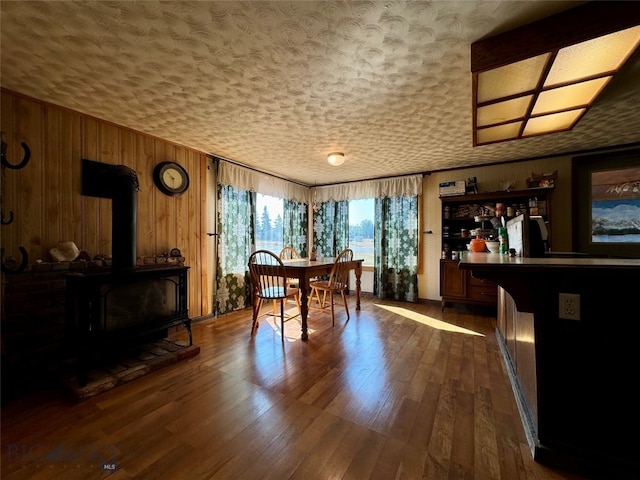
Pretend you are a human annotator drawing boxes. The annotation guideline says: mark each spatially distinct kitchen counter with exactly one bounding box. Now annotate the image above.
[459,253,640,477]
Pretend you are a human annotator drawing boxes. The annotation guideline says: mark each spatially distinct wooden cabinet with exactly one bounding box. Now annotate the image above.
[496,287,537,424]
[441,259,465,298]
[440,187,553,309]
[440,259,497,310]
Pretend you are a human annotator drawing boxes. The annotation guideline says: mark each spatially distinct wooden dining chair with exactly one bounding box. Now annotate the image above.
[279,246,302,301]
[248,250,301,336]
[279,245,300,261]
[308,248,353,325]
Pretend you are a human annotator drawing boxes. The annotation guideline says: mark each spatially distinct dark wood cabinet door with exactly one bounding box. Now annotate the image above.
[440,260,466,297]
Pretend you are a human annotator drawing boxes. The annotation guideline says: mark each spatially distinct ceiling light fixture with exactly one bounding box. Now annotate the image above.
[471,2,640,147]
[327,152,345,166]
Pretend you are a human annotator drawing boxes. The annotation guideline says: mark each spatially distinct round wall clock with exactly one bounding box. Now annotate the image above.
[153,161,189,196]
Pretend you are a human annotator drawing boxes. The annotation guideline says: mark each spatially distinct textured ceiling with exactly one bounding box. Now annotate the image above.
[1,1,639,186]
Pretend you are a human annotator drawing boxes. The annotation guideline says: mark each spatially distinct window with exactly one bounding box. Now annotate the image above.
[349,198,374,266]
[255,193,284,253]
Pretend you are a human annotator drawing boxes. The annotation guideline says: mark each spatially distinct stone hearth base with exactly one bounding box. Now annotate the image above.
[61,339,200,401]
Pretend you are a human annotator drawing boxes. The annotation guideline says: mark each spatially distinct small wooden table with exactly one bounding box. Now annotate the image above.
[281,257,363,340]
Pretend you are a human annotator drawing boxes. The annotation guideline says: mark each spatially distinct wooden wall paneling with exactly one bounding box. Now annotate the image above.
[200,154,211,316]
[97,122,120,256]
[118,129,136,173]
[197,152,209,316]
[153,140,175,255]
[2,90,210,318]
[136,134,155,256]
[80,117,100,256]
[15,97,44,262]
[119,128,139,259]
[43,107,62,248]
[175,148,190,258]
[1,91,18,256]
[60,107,82,246]
[191,150,206,316]
[175,148,194,313]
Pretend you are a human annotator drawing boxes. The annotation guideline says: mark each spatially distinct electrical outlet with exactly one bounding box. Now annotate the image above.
[559,293,580,320]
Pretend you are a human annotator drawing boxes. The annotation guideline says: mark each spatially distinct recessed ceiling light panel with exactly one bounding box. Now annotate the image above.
[471,3,640,146]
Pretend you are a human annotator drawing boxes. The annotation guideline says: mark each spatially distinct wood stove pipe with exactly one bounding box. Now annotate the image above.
[111,165,139,270]
[82,159,140,270]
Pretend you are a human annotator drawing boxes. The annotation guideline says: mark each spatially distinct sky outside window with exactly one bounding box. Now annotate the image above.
[349,198,374,266]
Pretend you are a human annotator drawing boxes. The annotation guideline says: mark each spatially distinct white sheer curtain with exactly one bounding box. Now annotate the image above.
[218,161,422,202]
[218,160,310,202]
[312,174,423,202]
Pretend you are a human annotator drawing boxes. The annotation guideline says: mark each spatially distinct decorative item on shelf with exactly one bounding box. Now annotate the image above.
[499,179,516,191]
[474,215,492,224]
[474,214,494,238]
[466,177,478,194]
[50,241,80,262]
[170,248,181,257]
[439,180,466,197]
[527,170,557,189]
[475,228,494,238]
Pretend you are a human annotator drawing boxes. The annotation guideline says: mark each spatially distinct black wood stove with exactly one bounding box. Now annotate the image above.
[65,160,192,386]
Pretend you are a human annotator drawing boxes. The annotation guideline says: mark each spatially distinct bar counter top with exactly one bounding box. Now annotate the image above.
[458,252,640,312]
[459,251,640,269]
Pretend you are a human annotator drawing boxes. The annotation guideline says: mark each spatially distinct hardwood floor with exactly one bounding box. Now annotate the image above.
[1,295,587,479]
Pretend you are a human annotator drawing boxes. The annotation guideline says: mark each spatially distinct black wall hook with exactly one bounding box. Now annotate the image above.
[1,210,14,225]
[1,246,28,274]
[1,132,31,170]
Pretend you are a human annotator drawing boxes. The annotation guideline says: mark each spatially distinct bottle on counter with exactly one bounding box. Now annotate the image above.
[498,227,509,254]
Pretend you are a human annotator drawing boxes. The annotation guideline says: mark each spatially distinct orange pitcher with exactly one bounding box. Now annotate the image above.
[469,238,487,252]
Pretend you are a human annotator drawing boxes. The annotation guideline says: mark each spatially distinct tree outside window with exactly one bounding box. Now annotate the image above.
[255,194,284,252]
[349,198,374,266]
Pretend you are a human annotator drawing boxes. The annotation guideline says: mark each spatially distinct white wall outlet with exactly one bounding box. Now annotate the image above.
[559,293,580,320]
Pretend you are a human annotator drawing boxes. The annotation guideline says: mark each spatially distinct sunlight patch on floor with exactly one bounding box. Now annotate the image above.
[262,309,316,343]
[375,304,485,337]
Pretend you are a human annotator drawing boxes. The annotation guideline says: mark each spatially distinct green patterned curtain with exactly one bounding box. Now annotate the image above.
[216,184,256,315]
[313,201,349,257]
[374,195,419,302]
[283,199,308,257]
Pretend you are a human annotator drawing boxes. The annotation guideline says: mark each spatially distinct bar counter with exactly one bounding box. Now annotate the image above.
[459,253,640,477]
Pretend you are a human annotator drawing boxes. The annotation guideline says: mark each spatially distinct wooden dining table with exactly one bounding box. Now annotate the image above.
[281,256,363,340]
